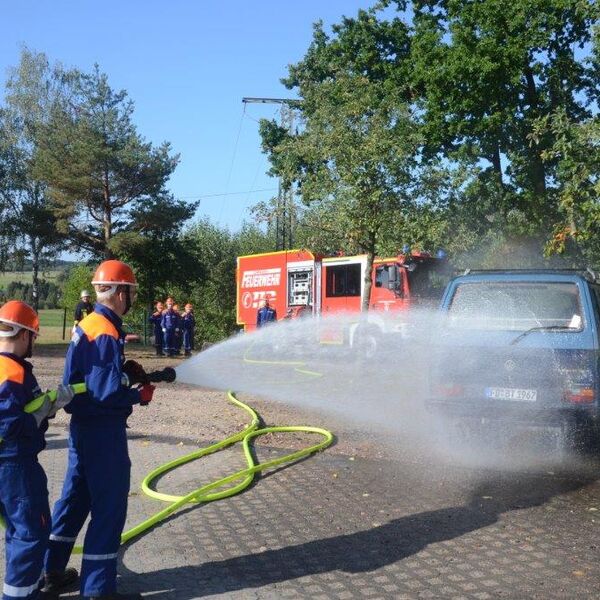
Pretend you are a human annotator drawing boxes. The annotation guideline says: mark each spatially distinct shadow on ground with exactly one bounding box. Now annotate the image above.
[117,469,596,598]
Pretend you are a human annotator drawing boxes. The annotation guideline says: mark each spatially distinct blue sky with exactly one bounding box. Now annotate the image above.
[0,0,376,232]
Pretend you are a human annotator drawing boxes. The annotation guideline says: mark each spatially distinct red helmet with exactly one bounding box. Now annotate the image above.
[0,301,40,337]
[92,260,137,286]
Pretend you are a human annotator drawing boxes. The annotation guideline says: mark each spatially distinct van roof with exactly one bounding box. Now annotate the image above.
[451,270,597,285]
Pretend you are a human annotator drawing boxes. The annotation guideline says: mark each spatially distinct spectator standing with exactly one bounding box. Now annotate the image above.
[148,302,164,356]
[182,303,195,356]
[73,291,94,333]
[160,298,178,357]
[256,299,277,328]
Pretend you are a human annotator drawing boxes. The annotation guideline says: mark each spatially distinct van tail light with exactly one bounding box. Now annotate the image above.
[563,386,595,404]
[434,383,464,398]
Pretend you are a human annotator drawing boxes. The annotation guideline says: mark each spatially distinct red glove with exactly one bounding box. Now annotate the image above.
[139,384,156,406]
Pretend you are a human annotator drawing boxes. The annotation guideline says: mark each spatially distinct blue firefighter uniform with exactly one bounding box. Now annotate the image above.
[44,304,141,598]
[174,310,183,355]
[0,353,50,600]
[256,305,277,328]
[182,312,195,355]
[160,308,178,356]
[148,310,163,356]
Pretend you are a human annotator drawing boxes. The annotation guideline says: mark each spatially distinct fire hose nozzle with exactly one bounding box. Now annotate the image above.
[146,367,176,384]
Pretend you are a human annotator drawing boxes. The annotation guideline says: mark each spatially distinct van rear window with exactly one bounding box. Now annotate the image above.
[448,282,583,331]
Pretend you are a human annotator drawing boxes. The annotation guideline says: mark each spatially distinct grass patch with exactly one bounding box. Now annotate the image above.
[0,270,62,287]
[38,309,68,344]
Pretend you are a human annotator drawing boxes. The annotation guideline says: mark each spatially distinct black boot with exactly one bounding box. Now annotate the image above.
[85,593,143,600]
[41,567,79,595]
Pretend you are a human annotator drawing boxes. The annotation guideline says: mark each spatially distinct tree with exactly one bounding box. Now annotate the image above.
[0,48,67,308]
[34,64,180,259]
[109,194,200,307]
[533,110,600,259]
[61,264,93,313]
[260,12,422,309]
[407,0,600,238]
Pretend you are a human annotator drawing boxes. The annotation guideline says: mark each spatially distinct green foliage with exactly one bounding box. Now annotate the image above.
[167,219,275,345]
[62,264,93,312]
[259,1,600,271]
[109,194,199,307]
[0,48,66,306]
[33,64,180,259]
[0,280,62,308]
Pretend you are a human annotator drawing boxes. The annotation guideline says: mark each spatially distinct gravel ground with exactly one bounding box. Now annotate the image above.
[31,345,385,459]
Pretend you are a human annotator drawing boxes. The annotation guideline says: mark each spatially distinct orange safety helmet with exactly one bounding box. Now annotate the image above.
[185,303,193,310]
[92,260,137,287]
[0,301,40,337]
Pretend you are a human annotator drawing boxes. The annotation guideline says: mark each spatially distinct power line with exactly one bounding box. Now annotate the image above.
[178,188,277,200]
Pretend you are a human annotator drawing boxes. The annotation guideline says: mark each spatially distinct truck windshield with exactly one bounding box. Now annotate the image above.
[447,281,583,331]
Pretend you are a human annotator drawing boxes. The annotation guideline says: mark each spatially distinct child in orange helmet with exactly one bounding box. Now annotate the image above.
[0,301,76,599]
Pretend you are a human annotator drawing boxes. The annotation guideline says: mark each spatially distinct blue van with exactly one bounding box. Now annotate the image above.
[428,270,600,450]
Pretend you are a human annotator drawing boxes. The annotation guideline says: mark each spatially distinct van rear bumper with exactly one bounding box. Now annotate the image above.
[426,398,599,426]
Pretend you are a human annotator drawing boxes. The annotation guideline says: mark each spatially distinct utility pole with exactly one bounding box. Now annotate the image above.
[242,97,297,251]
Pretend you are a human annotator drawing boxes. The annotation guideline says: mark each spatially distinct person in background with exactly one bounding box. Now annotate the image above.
[73,291,94,334]
[160,298,178,357]
[0,301,75,600]
[181,303,195,357]
[44,260,154,600]
[172,304,183,355]
[148,302,164,356]
[256,298,277,328]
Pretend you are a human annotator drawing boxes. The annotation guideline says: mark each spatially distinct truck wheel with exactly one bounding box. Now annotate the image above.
[353,328,379,361]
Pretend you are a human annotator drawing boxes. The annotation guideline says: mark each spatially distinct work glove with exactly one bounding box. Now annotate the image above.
[123,359,148,386]
[31,394,53,428]
[138,384,156,406]
[49,384,75,417]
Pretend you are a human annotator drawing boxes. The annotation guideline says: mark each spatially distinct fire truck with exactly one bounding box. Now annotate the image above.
[236,249,450,354]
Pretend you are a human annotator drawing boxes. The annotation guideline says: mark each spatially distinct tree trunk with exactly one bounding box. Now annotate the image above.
[103,165,113,258]
[361,232,376,312]
[31,239,40,311]
[491,143,504,189]
[524,64,547,198]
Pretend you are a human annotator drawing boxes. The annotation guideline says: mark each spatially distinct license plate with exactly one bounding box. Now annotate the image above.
[485,387,537,402]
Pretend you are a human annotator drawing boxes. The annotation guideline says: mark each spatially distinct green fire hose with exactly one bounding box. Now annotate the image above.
[2,385,333,552]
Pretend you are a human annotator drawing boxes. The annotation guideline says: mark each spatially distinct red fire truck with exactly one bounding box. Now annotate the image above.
[236,249,450,352]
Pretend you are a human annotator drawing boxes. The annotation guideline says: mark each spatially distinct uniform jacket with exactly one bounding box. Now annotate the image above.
[63,304,140,423]
[256,306,277,328]
[161,308,179,330]
[149,311,162,330]
[182,312,195,330]
[74,301,94,323]
[0,352,47,458]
